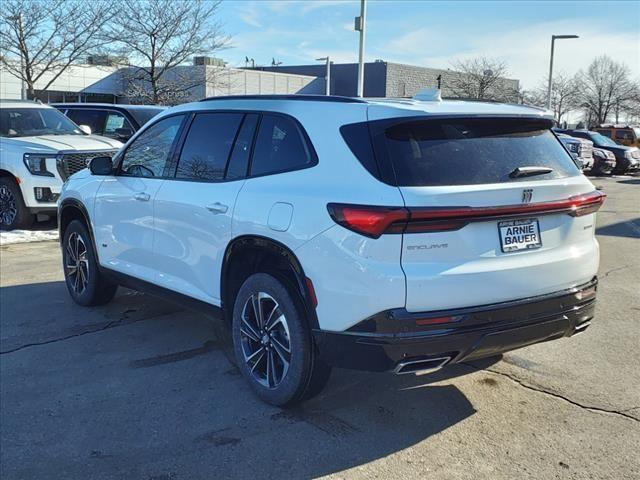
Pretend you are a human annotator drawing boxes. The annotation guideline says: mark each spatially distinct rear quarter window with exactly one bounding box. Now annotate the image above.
[369,117,580,186]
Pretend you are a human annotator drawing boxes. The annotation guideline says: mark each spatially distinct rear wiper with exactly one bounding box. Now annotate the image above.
[509,166,554,178]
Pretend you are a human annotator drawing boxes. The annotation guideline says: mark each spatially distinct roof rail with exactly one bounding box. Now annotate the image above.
[199,94,366,104]
[0,98,42,104]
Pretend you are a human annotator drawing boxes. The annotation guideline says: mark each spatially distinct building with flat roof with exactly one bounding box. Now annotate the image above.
[253,60,520,100]
[0,61,322,104]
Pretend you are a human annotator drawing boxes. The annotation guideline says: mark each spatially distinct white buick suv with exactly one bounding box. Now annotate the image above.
[0,100,122,229]
[58,94,604,405]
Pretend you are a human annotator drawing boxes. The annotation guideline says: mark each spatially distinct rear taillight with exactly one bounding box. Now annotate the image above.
[566,190,607,217]
[327,190,606,238]
[326,204,408,238]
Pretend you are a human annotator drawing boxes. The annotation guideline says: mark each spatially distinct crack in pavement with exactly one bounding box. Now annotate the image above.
[601,264,631,278]
[0,311,170,355]
[463,363,640,423]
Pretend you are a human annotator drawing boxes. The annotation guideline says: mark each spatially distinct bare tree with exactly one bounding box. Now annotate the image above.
[577,56,637,126]
[448,57,516,101]
[530,73,582,123]
[106,0,228,105]
[0,0,114,98]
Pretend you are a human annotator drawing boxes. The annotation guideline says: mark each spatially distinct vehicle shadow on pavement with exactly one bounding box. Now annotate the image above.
[0,281,497,479]
[596,218,640,239]
[617,178,640,185]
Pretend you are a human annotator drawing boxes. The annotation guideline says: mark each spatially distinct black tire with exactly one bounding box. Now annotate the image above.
[62,220,118,306]
[0,177,33,231]
[232,273,331,406]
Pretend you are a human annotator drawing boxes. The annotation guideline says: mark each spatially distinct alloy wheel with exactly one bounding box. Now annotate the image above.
[240,292,291,388]
[65,232,89,295]
[0,185,17,226]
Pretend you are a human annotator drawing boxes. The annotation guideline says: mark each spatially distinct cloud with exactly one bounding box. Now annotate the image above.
[238,3,262,28]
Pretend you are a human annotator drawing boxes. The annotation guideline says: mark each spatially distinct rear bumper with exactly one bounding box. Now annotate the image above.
[313,278,597,372]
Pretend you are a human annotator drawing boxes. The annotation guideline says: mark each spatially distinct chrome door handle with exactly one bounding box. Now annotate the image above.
[206,202,229,214]
[134,192,150,202]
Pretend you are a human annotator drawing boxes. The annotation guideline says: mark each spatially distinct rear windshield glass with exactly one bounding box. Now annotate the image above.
[369,117,580,186]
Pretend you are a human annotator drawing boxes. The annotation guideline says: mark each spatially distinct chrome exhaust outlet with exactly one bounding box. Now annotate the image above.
[574,321,591,334]
[394,356,451,375]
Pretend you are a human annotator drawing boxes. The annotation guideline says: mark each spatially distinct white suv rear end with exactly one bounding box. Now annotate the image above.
[58,95,603,405]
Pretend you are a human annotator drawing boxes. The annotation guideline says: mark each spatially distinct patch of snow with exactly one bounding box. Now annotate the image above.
[0,229,59,245]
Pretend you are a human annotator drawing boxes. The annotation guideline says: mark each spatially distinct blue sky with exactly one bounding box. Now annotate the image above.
[217,0,640,90]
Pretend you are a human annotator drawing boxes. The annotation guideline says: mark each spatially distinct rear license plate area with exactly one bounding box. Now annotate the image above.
[498,218,542,253]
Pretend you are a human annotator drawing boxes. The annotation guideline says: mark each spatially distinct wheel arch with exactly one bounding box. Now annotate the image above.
[221,235,319,330]
[58,199,97,251]
[0,169,16,179]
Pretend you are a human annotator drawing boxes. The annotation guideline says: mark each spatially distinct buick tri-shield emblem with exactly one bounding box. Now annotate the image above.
[522,189,533,203]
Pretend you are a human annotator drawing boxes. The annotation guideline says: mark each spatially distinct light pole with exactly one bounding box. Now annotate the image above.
[316,56,331,95]
[9,14,27,100]
[546,34,579,110]
[354,0,367,97]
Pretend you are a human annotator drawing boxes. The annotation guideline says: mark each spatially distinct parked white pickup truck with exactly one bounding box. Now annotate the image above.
[0,100,122,230]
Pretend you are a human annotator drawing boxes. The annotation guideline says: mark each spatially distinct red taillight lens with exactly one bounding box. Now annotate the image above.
[327,204,408,238]
[567,190,607,217]
[327,190,606,238]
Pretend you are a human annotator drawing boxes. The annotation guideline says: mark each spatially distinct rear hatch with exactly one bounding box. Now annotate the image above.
[369,115,603,312]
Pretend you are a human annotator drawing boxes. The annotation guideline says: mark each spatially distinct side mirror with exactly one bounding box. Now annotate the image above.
[114,127,133,140]
[78,124,92,135]
[89,156,113,175]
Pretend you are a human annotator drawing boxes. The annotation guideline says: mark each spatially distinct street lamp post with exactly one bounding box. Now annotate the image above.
[316,56,331,95]
[354,0,367,97]
[546,34,579,110]
[8,13,27,100]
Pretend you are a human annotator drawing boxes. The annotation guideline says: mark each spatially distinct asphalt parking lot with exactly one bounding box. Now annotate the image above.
[1,176,639,480]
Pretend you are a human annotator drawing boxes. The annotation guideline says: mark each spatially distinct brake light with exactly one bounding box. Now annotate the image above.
[326,204,408,238]
[327,190,606,238]
[566,190,607,217]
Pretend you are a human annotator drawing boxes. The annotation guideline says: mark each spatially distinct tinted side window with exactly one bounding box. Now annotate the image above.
[598,130,612,138]
[66,109,107,135]
[251,114,314,176]
[120,115,184,177]
[176,113,243,181]
[226,114,259,180]
[104,112,133,137]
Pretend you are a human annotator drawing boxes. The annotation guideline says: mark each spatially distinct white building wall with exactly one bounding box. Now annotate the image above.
[204,67,322,97]
[0,63,120,100]
[1,63,322,103]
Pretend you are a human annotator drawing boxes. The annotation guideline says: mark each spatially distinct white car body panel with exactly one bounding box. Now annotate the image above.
[93,176,164,283]
[58,96,601,335]
[398,175,598,312]
[152,178,246,304]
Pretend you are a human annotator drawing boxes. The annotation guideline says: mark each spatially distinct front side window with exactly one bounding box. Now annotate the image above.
[250,114,314,176]
[104,112,133,137]
[66,109,108,135]
[176,113,244,181]
[0,108,82,137]
[120,115,184,177]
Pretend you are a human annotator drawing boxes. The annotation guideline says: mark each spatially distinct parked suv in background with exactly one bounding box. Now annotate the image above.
[556,133,594,171]
[595,124,640,148]
[0,101,122,230]
[53,103,166,142]
[561,129,640,174]
[58,94,604,405]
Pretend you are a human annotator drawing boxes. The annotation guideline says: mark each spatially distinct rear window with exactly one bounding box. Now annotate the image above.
[363,117,580,186]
